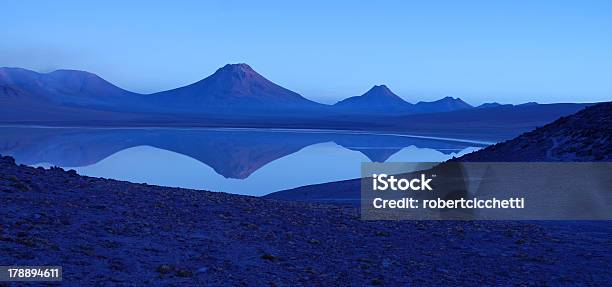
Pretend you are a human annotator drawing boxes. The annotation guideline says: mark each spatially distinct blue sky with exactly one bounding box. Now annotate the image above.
[1,0,611,104]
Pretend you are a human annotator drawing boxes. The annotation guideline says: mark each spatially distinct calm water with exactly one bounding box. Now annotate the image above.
[0,127,489,196]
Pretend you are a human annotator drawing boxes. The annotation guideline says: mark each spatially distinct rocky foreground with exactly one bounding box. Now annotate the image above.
[1,155,611,286]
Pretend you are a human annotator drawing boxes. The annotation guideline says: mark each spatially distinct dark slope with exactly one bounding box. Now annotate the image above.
[456,101,612,162]
[1,155,611,285]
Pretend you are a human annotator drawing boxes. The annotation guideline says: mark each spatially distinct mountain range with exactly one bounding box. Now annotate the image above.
[0,64,550,118]
[0,67,138,109]
[333,84,473,114]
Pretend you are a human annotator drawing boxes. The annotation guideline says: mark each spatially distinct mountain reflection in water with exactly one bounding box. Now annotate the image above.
[0,127,487,195]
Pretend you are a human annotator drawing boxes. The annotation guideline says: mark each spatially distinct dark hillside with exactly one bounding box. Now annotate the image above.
[456,102,611,162]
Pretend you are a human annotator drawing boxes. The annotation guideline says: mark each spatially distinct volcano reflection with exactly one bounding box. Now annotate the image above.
[0,127,485,195]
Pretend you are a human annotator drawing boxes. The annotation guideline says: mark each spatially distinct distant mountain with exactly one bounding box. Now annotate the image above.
[0,64,327,117]
[334,86,474,115]
[478,102,499,108]
[0,84,31,104]
[149,64,323,113]
[0,64,589,126]
[517,101,538,106]
[333,85,412,113]
[413,96,473,113]
[456,101,611,162]
[0,67,138,108]
[477,101,542,109]
[477,102,507,109]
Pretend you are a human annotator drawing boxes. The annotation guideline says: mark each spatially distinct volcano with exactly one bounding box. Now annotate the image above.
[149,64,322,112]
[333,85,413,114]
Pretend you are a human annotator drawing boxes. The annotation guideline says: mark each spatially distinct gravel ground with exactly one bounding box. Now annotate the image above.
[1,155,611,286]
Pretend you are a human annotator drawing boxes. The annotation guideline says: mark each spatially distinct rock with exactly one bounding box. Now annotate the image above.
[2,156,16,165]
[156,264,174,274]
[7,176,31,191]
[176,269,193,277]
[382,259,391,268]
[261,253,278,261]
[108,259,124,271]
[50,166,64,172]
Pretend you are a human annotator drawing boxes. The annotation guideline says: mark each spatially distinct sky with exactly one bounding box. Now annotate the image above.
[1,0,611,104]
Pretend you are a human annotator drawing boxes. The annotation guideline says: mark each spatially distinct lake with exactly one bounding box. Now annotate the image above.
[0,127,489,196]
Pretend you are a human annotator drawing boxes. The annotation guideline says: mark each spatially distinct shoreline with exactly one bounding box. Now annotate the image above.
[0,125,495,145]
